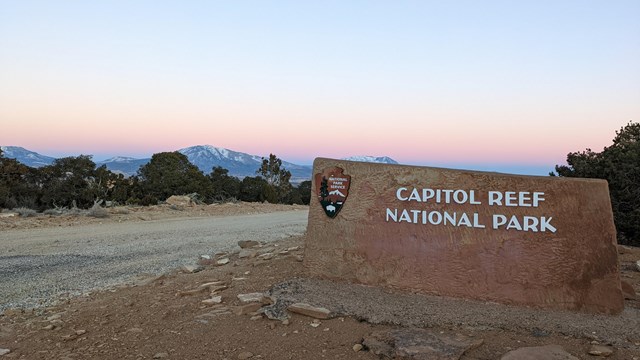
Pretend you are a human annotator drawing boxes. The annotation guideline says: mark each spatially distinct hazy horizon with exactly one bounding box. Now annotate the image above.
[1,1,638,176]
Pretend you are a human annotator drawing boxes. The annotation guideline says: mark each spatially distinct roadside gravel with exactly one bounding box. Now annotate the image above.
[0,210,308,311]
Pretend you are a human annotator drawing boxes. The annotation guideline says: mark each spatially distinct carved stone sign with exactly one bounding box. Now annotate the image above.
[305,158,624,314]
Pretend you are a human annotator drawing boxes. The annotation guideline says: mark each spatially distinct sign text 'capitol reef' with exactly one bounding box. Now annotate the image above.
[386,187,557,233]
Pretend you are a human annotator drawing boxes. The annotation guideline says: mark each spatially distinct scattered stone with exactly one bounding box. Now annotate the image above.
[257,253,274,260]
[216,258,230,265]
[256,248,275,256]
[237,293,265,304]
[353,344,363,352]
[281,319,289,326]
[588,345,614,357]
[166,195,194,207]
[364,328,483,360]
[75,329,86,335]
[250,315,262,321]
[200,255,211,260]
[153,352,169,359]
[287,246,300,251]
[42,324,54,330]
[287,303,332,319]
[500,345,579,360]
[238,249,257,258]
[46,314,62,321]
[294,255,304,262]
[233,303,263,316]
[0,349,10,356]
[202,296,223,305]
[180,265,203,274]
[636,260,640,272]
[621,280,637,300]
[237,351,254,359]
[310,320,321,328]
[199,281,226,288]
[238,240,260,249]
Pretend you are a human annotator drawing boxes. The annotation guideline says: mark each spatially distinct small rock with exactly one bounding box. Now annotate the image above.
[310,320,321,328]
[636,260,640,272]
[199,281,226,288]
[238,249,256,258]
[180,265,203,274]
[588,345,614,357]
[294,255,304,262]
[353,344,363,352]
[46,314,62,321]
[233,303,263,315]
[42,324,54,330]
[501,345,578,359]
[237,351,254,359]
[216,258,230,265]
[0,349,10,356]
[202,296,223,305]
[281,319,289,326]
[287,303,332,319]
[75,329,86,335]
[250,315,262,321]
[237,293,265,303]
[621,280,637,300]
[238,240,259,249]
[200,255,211,260]
[166,195,194,207]
[153,352,169,359]
[257,253,274,260]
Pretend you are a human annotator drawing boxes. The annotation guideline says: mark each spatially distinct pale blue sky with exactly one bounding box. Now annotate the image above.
[1,1,638,174]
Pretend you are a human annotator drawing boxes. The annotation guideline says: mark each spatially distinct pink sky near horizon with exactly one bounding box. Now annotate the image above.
[1,1,638,173]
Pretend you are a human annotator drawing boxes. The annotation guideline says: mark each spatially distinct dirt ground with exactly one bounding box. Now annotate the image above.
[0,204,639,359]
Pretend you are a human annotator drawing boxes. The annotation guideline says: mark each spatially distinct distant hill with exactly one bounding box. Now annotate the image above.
[96,157,151,177]
[2,145,398,182]
[0,146,56,167]
[342,156,398,164]
[178,145,312,183]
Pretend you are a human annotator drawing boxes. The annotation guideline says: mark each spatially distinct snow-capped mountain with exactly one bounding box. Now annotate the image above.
[96,157,151,176]
[342,156,399,164]
[0,146,56,167]
[178,145,312,182]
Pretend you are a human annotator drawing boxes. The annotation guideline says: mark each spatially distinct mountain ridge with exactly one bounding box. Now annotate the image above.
[2,145,399,181]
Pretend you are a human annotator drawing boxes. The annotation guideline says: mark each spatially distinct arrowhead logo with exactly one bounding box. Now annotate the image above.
[315,167,351,218]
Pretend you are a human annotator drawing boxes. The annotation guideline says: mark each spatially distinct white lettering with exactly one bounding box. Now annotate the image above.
[540,216,556,232]
[386,208,398,222]
[533,192,545,207]
[493,214,507,229]
[489,191,502,206]
[396,187,408,201]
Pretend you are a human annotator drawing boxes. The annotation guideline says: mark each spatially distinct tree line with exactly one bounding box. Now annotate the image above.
[0,151,311,211]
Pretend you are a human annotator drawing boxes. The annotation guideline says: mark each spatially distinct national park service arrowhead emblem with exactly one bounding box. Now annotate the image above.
[315,167,351,218]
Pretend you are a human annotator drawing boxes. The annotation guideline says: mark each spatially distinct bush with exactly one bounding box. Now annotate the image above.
[553,122,640,246]
[13,207,37,217]
[86,203,109,218]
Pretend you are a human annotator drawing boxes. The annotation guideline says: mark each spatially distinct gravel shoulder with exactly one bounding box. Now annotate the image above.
[0,206,308,311]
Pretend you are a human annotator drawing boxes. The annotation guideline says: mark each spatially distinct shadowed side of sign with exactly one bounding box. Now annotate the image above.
[304,157,624,315]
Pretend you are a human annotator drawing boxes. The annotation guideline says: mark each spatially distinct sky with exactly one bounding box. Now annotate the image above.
[1,1,638,175]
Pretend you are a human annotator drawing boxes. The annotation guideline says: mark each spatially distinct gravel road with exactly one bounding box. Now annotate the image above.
[0,210,308,311]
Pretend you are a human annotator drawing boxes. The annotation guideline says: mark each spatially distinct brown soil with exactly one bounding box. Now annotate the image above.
[1,205,639,360]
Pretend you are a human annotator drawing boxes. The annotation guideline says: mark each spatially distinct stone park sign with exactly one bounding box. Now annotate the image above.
[305,158,624,314]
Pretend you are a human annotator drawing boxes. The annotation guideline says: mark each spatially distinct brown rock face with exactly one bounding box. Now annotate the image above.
[305,158,624,314]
